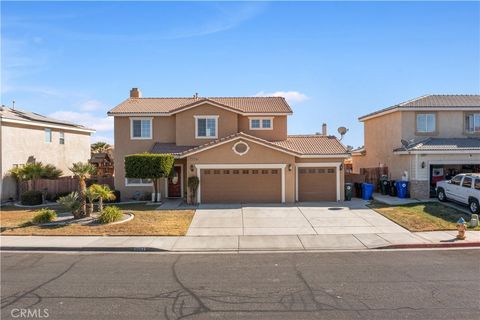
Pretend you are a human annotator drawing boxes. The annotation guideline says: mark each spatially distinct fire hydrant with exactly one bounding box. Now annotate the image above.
[456,217,467,240]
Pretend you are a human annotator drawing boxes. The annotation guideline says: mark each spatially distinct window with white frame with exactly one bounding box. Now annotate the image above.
[59,132,65,145]
[195,116,218,138]
[44,128,52,143]
[465,113,480,133]
[416,113,436,133]
[130,118,152,139]
[249,117,273,130]
[125,178,153,186]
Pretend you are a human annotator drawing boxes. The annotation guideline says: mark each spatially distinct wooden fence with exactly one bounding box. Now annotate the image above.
[345,173,366,184]
[359,167,388,191]
[19,176,115,198]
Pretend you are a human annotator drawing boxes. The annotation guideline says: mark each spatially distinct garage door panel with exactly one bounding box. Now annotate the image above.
[201,169,281,203]
[298,167,336,202]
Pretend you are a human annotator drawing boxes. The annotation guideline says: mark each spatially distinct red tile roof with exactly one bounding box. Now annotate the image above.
[150,132,348,158]
[108,97,293,115]
[359,94,480,121]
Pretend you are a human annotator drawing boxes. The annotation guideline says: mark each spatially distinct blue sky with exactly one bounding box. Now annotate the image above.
[2,1,479,147]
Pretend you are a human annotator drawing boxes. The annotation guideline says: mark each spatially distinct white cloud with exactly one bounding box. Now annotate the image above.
[255,91,309,104]
[80,99,103,112]
[48,111,113,132]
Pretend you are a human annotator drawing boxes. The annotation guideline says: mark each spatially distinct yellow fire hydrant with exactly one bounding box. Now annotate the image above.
[456,217,467,240]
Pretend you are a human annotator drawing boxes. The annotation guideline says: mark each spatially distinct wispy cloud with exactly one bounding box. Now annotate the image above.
[48,110,113,132]
[80,99,103,112]
[255,91,309,104]
[90,134,113,145]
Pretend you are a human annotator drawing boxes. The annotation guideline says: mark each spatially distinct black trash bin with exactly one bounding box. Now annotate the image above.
[389,180,397,197]
[345,183,353,201]
[380,175,389,195]
[354,182,362,198]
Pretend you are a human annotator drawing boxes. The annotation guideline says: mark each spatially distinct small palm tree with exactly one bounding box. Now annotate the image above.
[91,142,111,154]
[57,192,82,219]
[20,162,44,191]
[69,162,96,218]
[89,184,116,213]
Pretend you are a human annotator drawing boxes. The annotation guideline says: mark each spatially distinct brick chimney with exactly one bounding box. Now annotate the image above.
[322,123,327,135]
[130,87,141,98]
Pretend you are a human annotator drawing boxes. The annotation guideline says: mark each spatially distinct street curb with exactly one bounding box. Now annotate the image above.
[377,242,480,249]
[0,246,167,252]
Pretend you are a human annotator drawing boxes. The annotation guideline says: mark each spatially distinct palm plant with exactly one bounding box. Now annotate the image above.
[69,162,96,218]
[89,184,116,213]
[19,162,45,191]
[91,142,111,154]
[57,192,82,219]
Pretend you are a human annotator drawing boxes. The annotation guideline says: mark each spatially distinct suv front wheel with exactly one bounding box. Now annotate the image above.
[437,188,447,202]
[469,198,479,214]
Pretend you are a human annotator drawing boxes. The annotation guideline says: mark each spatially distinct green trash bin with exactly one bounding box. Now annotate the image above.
[345,183,353,201]
[380,175,389,195]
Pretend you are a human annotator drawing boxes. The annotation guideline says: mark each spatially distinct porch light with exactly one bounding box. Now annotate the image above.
[421,161,425,169]
[288,164,292,171]
[190,164,194,172]
[339,163,343,171]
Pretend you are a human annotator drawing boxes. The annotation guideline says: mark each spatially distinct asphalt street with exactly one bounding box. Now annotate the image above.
[1,249,479,320]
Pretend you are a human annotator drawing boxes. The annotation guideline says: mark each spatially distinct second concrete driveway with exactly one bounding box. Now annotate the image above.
[186,199,409,236]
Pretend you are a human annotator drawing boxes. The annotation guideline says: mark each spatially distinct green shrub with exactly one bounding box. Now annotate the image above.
[97,206,123,224]
[32,209,57,224]
[21,190,43,205]
[52,191,71,201]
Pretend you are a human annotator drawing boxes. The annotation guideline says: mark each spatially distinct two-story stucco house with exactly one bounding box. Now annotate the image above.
[352,95,480,199]
[108,88,349,203]
[0,105,95,201]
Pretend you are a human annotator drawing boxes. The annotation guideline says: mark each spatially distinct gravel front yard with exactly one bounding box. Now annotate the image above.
[0,204,194,236]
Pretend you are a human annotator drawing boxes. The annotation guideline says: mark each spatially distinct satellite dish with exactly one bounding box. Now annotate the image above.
[337,127,349,140]
[338,127,348,135]
[401,139,409,148]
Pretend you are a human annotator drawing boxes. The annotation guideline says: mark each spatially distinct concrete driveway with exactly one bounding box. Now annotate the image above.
[186,199,409,236]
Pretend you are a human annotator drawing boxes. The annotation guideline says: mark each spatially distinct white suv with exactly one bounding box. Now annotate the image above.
[436,173,480,214]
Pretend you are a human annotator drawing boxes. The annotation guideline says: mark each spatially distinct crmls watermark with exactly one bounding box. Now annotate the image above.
[10,308,49,318]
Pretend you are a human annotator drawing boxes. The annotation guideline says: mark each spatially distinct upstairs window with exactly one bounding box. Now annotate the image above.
[130,118,152,139]
[249,117,273,130]
[195,116,218,139]
[59,132,65,145]
[44,128,52,143]
[416,113,436,133]
[465,113,480,134]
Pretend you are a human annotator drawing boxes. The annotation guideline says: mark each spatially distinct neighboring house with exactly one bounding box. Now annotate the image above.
[90,152,114,177]
[108,88,349,203]
[0,105,95,201]
[352,95,480,198]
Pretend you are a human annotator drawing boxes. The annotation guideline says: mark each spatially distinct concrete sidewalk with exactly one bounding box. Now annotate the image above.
[1,231,479,252]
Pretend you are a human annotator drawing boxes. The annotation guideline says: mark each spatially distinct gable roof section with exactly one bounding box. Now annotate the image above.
[108,97,293,116]
[393,137,480,154]
[359,94,480,121]
[149,132,348,159]
[0,106,95,133]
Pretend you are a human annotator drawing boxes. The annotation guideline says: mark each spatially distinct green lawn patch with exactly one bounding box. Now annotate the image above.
[369,201,479,232]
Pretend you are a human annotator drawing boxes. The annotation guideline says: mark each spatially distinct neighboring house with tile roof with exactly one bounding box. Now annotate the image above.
[109,88,349,203]
[352,94,480,199]
[0,105,95,201]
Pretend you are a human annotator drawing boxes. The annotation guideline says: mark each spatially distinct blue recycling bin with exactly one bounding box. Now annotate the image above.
[395,181,409,199]
[361,183,374,200]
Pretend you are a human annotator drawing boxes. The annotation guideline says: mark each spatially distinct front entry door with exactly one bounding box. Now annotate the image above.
[168,166,182,198]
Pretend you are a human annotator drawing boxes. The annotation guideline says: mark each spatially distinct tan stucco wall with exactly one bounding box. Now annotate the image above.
[175,103,238,146]
[352,112,407,179]
[238,115,287,141]
[352,110,471,181]
[401,110,467,140]
[1,122,91,200]
[186,139,296,203]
